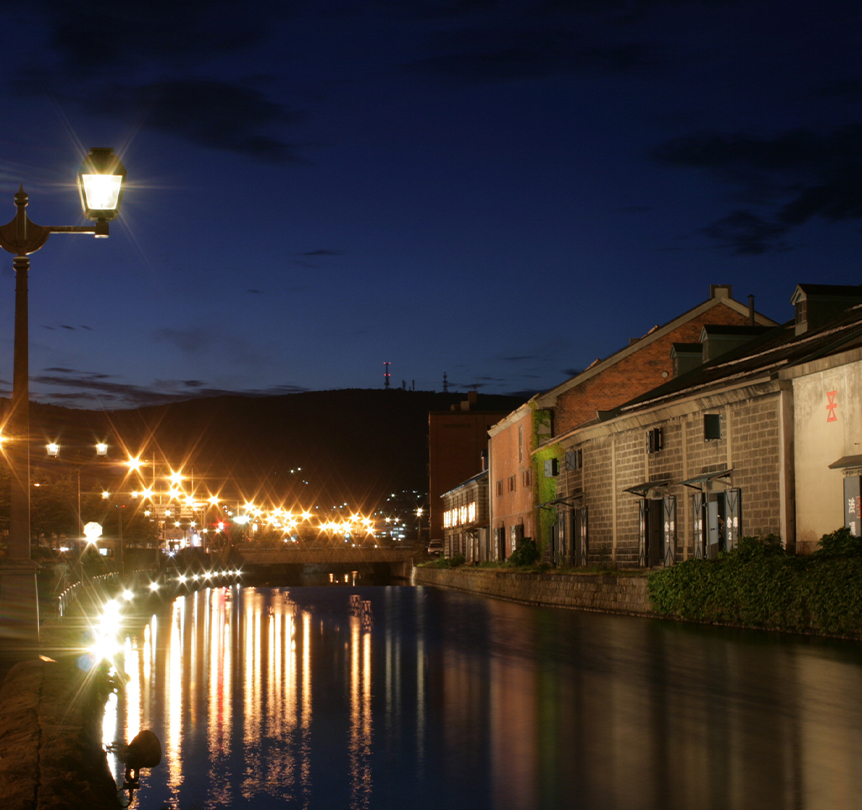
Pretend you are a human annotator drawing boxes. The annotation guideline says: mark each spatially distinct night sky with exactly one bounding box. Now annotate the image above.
[0,0,860,409]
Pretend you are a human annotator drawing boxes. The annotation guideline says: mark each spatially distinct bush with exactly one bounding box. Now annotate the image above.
[814,526,862,557]
[648,529,862,635]
[507,537,539,567]
[424,553,466,569]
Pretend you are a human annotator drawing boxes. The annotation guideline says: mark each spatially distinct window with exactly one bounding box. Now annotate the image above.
[496,480,503,497]
[647,428,663,453]
[565,449,583,470]
[544,458,559,477]
[518,426,523,462]
[704,414,721,441]
[507,474,517,492]
[522,469,532,487]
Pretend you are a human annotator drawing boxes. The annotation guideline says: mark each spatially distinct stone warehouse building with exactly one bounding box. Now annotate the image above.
[487,284,775,560]
[542,284,862,567]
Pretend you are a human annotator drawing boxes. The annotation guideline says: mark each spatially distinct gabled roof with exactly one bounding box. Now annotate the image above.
[791,283,862,303]
[536,291,774,408]
[441,468,488,499]
[613,302,862,416]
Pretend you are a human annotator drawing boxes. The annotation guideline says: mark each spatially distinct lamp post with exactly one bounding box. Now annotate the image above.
[0,148,126,643]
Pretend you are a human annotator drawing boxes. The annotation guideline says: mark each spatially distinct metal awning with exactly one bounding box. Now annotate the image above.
[829,455,862,471]
[623,481,669,498]
[538,492,584,510]
[681,469,733,489]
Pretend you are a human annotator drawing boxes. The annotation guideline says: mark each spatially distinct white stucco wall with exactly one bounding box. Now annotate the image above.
[792,355,862,550]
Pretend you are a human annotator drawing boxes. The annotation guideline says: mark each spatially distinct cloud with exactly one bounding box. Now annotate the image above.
[651,124,862,253]
[32,367,310,408]
[701,211,790,256]
[152,327,217,354]
[817,79,862,103]
[407,26,655,82]
[300,249,344,257]
[79,78,307,163]
[35,0,282,76]
[9,3,305,162]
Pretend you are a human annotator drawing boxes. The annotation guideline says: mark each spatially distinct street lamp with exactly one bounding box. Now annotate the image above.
[0,148,126,642]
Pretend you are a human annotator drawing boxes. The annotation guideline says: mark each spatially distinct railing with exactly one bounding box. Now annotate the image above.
[55,565,238,619]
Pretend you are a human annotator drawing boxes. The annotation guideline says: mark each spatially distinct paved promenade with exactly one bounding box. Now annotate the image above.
[0,623,122,810]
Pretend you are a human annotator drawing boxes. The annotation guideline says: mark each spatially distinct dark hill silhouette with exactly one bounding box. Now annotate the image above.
[13,389,524,511]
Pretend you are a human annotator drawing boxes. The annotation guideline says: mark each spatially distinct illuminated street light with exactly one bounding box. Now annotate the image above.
[0,149,126,642]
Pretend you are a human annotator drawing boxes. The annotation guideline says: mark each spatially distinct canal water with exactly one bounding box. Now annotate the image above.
[104,584,862,809]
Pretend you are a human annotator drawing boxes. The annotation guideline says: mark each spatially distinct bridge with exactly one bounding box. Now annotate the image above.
[234,546,416,583]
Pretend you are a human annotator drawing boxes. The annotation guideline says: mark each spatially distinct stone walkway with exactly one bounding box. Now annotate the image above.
[0,636,122,810]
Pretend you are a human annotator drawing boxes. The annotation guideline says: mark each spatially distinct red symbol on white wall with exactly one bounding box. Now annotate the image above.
[826,390,838,422]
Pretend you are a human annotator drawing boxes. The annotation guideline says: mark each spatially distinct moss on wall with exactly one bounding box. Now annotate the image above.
[531,405,563,554]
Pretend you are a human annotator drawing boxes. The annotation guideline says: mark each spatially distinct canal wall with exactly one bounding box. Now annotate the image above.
[411,566,652,616]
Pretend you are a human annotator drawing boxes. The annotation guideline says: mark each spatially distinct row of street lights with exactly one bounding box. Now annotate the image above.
[0,148,127,642]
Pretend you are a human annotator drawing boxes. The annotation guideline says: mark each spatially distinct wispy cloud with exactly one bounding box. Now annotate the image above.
[652,124,862,254]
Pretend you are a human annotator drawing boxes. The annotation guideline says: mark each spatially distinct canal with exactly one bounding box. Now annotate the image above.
[104,583,862,809]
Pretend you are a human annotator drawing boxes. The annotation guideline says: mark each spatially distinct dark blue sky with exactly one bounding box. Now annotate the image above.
[0,0,860,408]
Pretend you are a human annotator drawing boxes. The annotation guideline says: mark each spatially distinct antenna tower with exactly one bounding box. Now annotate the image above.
[383,361,391,389]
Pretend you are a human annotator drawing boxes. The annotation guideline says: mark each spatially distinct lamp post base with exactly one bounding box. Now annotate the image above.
[0,559,41,644]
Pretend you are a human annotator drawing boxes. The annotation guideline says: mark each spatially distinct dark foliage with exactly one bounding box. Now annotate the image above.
[507,537,540,567]
[648,529,862,635]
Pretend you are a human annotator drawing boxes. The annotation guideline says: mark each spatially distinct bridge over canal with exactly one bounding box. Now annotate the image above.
[234,546,416,583]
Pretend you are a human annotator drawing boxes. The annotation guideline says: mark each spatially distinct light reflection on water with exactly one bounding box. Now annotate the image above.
[103,585,862,809]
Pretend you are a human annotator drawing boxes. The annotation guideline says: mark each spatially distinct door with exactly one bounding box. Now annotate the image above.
[726,488,742,551]
[648,499,663,567]
[572,506,588,567]
[706,494,727,559]
[663,495,676,566]
[692,492,705,559]
[638,499,647,567]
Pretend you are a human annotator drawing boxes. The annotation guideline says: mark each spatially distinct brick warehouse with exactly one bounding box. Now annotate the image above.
[487,284,775,559]
[428,392,519,547]
[543,284,862,568]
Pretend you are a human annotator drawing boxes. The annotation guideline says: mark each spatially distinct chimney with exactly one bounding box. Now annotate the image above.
[710,284,733,300]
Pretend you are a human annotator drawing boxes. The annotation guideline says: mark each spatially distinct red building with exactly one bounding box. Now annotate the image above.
[428,392,515,548]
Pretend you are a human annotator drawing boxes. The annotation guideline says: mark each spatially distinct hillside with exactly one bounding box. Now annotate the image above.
[14,389,525,511]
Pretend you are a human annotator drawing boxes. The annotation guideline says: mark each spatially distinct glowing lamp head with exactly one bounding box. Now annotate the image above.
[47,442,59,458]
[83,522,103,544]
[78,148,126,232]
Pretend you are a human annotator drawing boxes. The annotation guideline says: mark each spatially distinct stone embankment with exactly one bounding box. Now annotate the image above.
[412,566,652,616]
[0,653,121,810]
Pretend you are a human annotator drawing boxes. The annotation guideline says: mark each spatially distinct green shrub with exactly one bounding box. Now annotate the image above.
[648,530,862,635]
[424,553,466,569]
[507,537,539,567]
[814,526,862,557]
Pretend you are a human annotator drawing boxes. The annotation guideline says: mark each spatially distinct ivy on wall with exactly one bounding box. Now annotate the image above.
[531,405,563,555]
[648,529,862,636]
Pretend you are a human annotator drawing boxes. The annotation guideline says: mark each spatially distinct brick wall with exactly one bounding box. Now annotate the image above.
[553,304,756,435]
[429,410,508,541]
[489,408,538,552]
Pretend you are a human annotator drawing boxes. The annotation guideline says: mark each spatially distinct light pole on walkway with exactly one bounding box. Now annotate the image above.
[0,148,126,643]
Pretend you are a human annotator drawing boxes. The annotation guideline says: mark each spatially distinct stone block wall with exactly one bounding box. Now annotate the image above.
[412,567,652,616]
